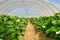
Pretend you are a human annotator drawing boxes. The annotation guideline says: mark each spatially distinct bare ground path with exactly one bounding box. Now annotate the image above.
[21,20,52,40]
[24,21,39,40]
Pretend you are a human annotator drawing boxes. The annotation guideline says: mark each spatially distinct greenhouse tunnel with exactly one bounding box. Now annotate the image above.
[0,0,60,17]
[0,0,60,40]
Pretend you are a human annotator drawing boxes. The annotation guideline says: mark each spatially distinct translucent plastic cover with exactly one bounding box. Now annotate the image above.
[0,0,60,17]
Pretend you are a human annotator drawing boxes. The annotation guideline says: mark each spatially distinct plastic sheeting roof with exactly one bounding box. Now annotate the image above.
[0,0,60,17]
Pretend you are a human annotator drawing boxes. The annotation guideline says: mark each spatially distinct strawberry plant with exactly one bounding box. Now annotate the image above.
[0,14,28,40]
[30,13,60,40]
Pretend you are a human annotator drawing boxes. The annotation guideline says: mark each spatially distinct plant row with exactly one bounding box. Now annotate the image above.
[30,13,60,40]
[0,14,28,40]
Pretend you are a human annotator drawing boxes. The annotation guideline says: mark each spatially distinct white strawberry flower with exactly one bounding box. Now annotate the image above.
[42,26,46,28]
[16,19,20,22]
[56,30,60,34]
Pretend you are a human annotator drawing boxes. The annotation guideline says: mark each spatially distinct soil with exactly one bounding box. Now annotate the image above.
[24,21,39,40]
[18,19,52,40]
[23,20,52,40]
